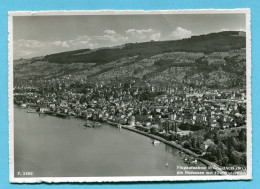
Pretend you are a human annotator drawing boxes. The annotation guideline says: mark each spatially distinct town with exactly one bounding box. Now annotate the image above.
[13,74,247,169]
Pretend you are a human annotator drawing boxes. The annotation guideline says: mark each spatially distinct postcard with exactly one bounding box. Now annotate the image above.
[8,9,251,183]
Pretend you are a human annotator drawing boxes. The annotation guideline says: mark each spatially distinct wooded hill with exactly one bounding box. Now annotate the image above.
[14,31,246,89]
[44,31,245,65]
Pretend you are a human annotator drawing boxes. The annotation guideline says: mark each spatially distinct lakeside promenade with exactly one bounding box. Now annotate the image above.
[107,121,227,175]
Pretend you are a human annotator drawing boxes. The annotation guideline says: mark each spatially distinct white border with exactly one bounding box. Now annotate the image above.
[8,9,252,183]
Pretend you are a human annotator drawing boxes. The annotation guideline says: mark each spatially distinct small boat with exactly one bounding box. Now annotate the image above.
[184,156,189,163]
[165,162,169,167]
[27,108,35,113]
[189,158,198,165]
[183,156,198,165]
[84,123,93,128]
[153,140,160,145]
[94,122,102,127]
[21,104,27,108]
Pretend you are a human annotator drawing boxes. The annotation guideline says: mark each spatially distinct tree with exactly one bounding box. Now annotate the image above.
[238,105,246,114]
[222,155,229,166]
[216,148,223,165]
[237,142,246,152]
[217,117,224,129]
[238,129,247,142]
[205,145,218,162]
[142,108,148,115]
[169,134,176,141]
[196,135,204,149]
[227,137,239,151]
[191,137,197,149]
[241,153,247,166]
[214,133,221,145]
[229,151,241,165]
[150,127,158,134]
[183,141,192,149]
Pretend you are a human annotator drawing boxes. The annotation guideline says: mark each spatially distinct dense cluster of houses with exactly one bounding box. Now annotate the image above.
[14,77,247,140]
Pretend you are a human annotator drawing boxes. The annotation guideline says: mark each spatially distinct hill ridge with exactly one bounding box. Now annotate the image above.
[14,31,246,89]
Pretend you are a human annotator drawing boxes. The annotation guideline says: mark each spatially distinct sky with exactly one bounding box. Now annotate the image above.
[13,13,246,59]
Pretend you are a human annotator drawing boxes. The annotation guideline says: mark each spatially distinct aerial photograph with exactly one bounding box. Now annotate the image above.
[10,11,249,181]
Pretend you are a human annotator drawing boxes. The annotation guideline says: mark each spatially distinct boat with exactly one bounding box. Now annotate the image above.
[183,156,189,163]
[183,156,198,165]
[56,112,69,118]
[27,108,35,113]
[20,104,27,108]
[94,122,102,127]
[189,158,198,165]
[153,140,160,145]
[84,123,93,128]
[165,162,169,167]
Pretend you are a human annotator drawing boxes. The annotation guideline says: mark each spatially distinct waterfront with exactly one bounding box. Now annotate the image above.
[14,108,209,177]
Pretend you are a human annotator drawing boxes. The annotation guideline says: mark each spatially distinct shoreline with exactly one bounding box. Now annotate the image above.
[122,126,228,175]
[106,121,227,175]
[17,106,227,175]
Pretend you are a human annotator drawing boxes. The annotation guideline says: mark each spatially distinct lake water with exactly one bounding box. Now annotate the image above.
[14,108,209,177]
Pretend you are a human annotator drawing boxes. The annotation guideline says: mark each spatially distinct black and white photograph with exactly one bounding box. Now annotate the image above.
[8,10,251,183]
